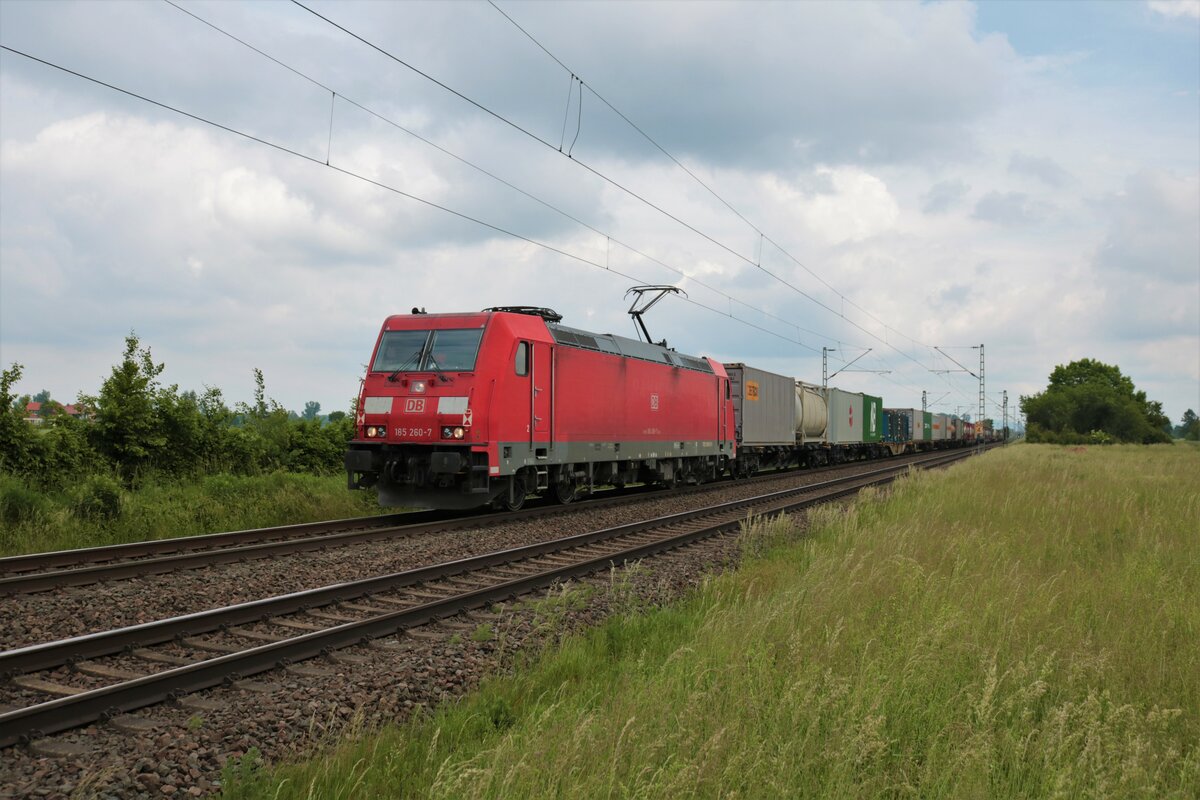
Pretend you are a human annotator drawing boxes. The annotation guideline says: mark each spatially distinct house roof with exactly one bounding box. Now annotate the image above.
[24,401,82,416]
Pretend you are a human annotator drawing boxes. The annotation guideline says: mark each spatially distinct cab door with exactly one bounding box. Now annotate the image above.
[530,342,552,446]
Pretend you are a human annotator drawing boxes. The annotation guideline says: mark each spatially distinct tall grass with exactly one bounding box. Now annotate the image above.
[0,472,386,557]
[223,443,1200,798]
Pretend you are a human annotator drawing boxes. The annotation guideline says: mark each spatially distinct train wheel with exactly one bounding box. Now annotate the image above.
[553,478,576,504]
[498,476,527,512]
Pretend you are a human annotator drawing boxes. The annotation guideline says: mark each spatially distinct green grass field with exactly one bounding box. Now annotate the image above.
[220,448,1195,796]
[0,472,386,557]
[221,442,1200,798]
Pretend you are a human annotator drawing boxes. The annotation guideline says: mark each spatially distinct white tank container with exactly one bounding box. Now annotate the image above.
[794,381,827,442]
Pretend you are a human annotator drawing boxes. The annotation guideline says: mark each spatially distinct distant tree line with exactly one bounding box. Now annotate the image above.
[1020,358,1173,445]
[0,334,355,491]
[1177,409,1200,441]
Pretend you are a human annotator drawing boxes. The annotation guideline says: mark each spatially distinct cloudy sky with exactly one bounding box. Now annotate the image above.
[2,0,1197,426]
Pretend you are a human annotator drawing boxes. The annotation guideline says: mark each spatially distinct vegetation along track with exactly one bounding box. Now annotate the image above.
[0,447,980,747]
[0,449,974,595]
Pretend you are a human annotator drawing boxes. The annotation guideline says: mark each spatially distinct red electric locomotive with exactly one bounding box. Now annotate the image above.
[344,307,736,510]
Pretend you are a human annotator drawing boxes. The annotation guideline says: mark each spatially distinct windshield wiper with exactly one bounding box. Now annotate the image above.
[426,352,451,383]
[387,348,424,382]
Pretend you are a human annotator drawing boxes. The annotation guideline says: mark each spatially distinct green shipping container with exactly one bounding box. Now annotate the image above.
[923,412,933,440]
[862,394,883,442]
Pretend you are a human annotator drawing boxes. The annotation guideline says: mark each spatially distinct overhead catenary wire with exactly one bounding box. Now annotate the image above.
[285,0,746,270]
[484,1,953,363]
[158,0,839,350]
[284,0,956,393]
[7,6,983,403]
[288,2,864,327]
[0,43,823,358]
[287,0,980,400]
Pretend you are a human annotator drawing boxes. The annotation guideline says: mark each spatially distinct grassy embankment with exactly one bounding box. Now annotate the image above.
[0,472,386,557]
[224,442,1200,798]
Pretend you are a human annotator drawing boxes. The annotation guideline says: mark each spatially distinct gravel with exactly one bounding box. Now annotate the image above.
[0,455,947,797]
[0,458,927,651]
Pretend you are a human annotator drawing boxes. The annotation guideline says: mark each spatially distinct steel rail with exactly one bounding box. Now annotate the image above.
[0,448,971,595]
[0,482,678,594]
[0,449,969,678]
[0,448,980,747]
[0,510,437,575]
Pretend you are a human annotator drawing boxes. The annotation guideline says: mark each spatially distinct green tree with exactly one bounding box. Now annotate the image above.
[85,333,167,480]
[30,389,55,417]
[302,401,321,421]
[1021,358,1171,444]
[0,364,37,474]
[1179,409,1200,441]
[236,368,290,470]
[154,385,204,477]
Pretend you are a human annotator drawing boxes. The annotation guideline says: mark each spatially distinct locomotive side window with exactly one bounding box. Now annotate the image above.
[515,341,529,376]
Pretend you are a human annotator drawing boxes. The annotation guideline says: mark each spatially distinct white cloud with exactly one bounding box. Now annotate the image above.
[972,191,1055,226]
[1009,152,1071,187]
[1147,1,1200,20]
[763,167,900,245]
[922,179,971,214]
[1,0,1197,423]
[1096,169,1200,282]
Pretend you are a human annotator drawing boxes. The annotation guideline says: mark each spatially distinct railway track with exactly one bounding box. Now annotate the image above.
[0,447,979,748]
[0,448,981,595]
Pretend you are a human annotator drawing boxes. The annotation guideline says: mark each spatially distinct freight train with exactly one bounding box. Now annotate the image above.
[344,307,996,511]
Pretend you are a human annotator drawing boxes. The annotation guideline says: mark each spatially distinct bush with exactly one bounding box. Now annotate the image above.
[0,477,47,525]
[72,474,123,521]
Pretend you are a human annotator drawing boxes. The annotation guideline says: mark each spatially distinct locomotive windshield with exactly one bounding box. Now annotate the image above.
[372,328,485,373]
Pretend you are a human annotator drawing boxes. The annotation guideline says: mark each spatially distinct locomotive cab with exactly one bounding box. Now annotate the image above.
[344,309,560,509]
[345,311,491,509]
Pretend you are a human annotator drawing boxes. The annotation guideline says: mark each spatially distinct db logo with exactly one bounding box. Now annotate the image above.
[404,398,426,413]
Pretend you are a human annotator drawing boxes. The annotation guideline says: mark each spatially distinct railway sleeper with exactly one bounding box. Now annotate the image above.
[339,602,397,615]
[482,567,532,580]
[108,714,162,734]
[73,662,142,681]
[399,588,451,601]
[271,618,326,633]
[183,638,240,654]
[365,595,415,607]
[305,609,362,623]
[11,676,85,697]
[229,627,287,643]
[132,649,193,666]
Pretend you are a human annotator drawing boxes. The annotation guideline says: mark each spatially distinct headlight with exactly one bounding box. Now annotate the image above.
[442,426,467,440]
[453,427,465,439]
[411,381,427,394]
[365,426,386,438]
